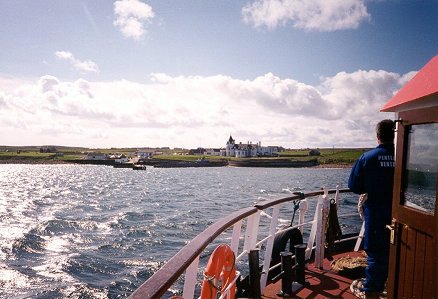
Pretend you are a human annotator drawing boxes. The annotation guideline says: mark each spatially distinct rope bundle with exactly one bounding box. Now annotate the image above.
[330,255,367,278]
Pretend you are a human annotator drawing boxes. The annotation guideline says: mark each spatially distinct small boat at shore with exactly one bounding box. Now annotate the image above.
[132,164,147,170]
[128,56,438,298]
[113,162,135,168]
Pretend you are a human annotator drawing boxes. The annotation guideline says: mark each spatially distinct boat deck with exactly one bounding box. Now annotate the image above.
[262,251,366,299]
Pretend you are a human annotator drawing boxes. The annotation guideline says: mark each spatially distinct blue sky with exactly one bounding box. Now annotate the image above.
[0,0,437,149]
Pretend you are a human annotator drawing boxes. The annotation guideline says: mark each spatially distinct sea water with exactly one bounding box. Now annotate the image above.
[0,164,358,298]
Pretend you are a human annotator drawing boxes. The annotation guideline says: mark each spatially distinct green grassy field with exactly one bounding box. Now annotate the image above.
[316,149,367,164]
[279,148,367,164]
[0,151,54,159]
[0,146,368,165]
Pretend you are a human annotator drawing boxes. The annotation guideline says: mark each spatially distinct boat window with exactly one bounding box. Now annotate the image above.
[402,123,438,213]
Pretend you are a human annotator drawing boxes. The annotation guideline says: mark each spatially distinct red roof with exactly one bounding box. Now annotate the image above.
[381,55,438,112]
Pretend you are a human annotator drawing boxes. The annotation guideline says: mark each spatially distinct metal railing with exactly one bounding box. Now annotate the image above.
[128,187,362,299]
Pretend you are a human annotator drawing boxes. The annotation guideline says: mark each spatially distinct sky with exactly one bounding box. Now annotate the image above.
[0,0,437,149]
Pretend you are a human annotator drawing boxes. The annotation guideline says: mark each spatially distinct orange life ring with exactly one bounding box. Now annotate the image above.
[200,244,236,299]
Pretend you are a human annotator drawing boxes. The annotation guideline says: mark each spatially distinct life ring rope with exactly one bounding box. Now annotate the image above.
[203,274,221,291]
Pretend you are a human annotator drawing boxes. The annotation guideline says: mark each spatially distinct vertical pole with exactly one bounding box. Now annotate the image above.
[231,220,242,255]
[306,199,319,261]
[313,196,323,266]
[334,185,340,204]
[243,212,261,253]
[315,188,329,269]
[248,249,261,298]
[182,255,200,299]
[321,188,330,267]
[298,199,308,234]
[354,222,365,252]
[260,205,281,292]
[294,244,306,286]
[280,252,293,297]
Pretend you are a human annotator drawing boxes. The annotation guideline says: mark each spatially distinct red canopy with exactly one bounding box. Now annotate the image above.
[381,55,438,112]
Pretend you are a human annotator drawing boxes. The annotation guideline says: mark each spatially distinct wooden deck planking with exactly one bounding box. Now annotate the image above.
[262,251,365,299]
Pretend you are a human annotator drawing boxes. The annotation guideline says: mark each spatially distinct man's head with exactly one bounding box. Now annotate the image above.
[376,119,395,144]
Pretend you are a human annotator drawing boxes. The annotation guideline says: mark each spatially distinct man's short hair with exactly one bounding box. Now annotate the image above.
[376,119,395,144]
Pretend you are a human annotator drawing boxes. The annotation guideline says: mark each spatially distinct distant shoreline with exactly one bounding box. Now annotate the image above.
[0,158,353,168]
[0,159,69,164]
[314,163,352,169]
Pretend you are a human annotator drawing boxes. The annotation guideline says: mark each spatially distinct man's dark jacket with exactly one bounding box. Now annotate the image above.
[348,143,395,250]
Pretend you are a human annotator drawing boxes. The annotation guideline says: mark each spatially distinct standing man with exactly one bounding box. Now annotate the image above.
[349,119,395,298]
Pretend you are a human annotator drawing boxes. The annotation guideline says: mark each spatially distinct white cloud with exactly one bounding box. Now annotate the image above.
[398,71,417,86]
[113,0,154,40]
[322,69,400,119]
[242,0,371,31]
[55,51,99,73]
[0,69,408,149]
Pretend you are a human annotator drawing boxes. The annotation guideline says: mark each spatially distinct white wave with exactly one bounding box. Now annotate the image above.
[61,284,109,299]
[43,235,70,253]
[0,266,32,289]
[32,255,76,282]
[282,188,292,193]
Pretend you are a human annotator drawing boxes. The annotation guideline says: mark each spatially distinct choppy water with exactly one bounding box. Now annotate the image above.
[0,164,358,298]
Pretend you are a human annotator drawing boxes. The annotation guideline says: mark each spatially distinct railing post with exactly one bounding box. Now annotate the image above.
[315,188,329,269]
[334,185,340,203]
[306,196,321,260]
[182,255,200,298]
[243,211,261,252]
[298,199,308,235]
[231,220,243,255]
[354,221,365,251]
[260,205,281,292]
[248,249,261,298]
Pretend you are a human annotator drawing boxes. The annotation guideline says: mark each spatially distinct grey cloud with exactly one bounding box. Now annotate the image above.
[46,103,115,121]
[0,94,8,109]
[75,79,94,98]
[1,116,28,129]
[107,117,206,129]
[44,91,59,106]
[317,128,331,135]
[38,75,60,93]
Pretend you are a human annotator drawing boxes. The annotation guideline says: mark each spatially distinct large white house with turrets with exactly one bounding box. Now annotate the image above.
[220,135,281,158]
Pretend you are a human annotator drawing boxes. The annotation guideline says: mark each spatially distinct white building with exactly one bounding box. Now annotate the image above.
[137,151,154,158]
[225,136,237,157]
[204,148,221,156]
[107,154,130,163]
[85,152,107,160]
[223,135,280,158]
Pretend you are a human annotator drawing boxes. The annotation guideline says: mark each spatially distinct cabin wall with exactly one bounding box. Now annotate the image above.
[396,226,435,298]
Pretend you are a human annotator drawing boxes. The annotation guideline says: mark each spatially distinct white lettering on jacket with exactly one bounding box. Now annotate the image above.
[378,155,395,167]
